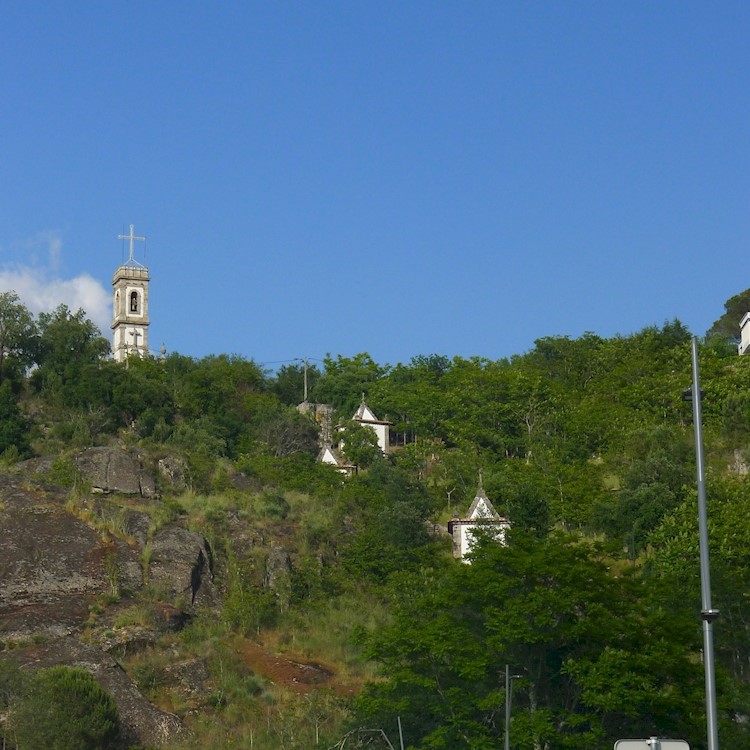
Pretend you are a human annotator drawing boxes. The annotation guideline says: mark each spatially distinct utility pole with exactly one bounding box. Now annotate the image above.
[504,665,521,750]
[505,664,511,750]
[293,357,310,402]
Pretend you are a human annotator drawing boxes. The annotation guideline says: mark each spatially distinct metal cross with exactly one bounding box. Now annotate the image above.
[118,224,146,264]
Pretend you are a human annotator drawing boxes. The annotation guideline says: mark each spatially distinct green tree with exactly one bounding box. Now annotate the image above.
[256,407,319,458]
[497,467,551,538]
[11,665,120,750]
[651,477,750,687]
[313,353,388,417]
[34,305,110,373]
[339,421,381,469]
[440,357,524,456]
[108,355,176,435]
[370,354,452,441]
[356,532,728,750]
[341,461,436,583]
[0,291,36,383]
[271,361,321,405]
[0,380,30,456]
[0,660,24,749]
[31,305,111,407]
[593,424,692,552]
[177,354,267,420]
[172,354,270,457]
[222,543,280,634]
[707,287,750,341]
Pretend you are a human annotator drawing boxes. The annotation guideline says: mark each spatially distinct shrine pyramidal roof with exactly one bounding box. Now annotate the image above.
[466,477,503,521]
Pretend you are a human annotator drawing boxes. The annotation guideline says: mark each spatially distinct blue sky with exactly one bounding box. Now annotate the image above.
[1,2,748,369]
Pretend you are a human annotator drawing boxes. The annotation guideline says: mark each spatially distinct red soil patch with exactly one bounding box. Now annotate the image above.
[237,640,359,696]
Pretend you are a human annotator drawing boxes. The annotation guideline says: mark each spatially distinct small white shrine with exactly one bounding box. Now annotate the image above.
[351,397,392,454]
[739,313,750,355]
[448,477,510,563]
[317,444,356,476]
[318,398,392,473]
[112,225,150,363]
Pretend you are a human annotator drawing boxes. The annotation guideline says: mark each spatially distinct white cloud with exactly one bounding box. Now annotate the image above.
[0,233,110,334]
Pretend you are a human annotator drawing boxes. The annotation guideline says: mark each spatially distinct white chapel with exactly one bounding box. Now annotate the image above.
[448,476,510,563]
[739,313,750,355]
[351,397,392,454]
[112,225,150,363]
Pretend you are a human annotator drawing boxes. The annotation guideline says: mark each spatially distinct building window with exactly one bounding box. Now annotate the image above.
[130,291,139,313]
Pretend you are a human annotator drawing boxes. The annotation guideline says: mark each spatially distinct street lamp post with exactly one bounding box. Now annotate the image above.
[687,337,720,750]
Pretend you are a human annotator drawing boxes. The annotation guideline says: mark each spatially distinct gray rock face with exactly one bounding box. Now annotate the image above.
[148,525,216,606]
[0,468,219,749]
[265,544,292,591]
[158,454,188,492]
[0,470,216,635]
[76,447,156,497]
[163,658,212,704]
[0,473,111,637]
[123,506,152,547]
[5,637,190,749]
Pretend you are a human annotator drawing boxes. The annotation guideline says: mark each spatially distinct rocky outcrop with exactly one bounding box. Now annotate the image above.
[163,658,212,705]
[75,447,156,497]
[148,525,216,606]
[0,467,216,639]
[0,473,115,638]
[265,544,292,591]
[0,466,220,747]
[158,454,188,492]
[5,637,190,748]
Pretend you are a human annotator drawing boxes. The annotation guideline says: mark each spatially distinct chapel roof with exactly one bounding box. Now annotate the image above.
[352,397,392,425]
[466,475,502,521]
[318,444,346,465]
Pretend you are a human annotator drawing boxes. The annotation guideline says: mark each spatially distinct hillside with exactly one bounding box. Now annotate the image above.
[1,295,750,748]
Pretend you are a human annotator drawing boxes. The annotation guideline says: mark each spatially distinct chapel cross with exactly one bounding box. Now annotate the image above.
[118,224,146,264]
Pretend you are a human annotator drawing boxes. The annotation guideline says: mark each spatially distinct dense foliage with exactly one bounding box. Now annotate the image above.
[1,664,120,750]
[358,532,714,749]
[3,290,750,749]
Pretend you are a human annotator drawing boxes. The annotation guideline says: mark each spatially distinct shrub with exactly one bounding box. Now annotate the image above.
[257,489,290,520]
[11,665,120,750]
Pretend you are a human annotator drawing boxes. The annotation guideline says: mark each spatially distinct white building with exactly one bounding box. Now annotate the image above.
[351,398,392,454]
[317,444,356,476]
[448,479,510,563]
[739,313,750,355]
[112,225,150,363]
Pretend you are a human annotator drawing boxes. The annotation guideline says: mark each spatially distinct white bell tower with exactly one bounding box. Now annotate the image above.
[112,225,150,363]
